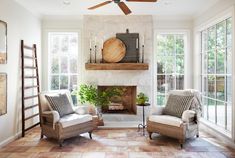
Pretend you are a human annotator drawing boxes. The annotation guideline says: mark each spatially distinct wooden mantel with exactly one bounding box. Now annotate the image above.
[85,63,149,70]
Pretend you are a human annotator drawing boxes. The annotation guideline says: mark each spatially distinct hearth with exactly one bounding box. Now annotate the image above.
[98,86,137,114]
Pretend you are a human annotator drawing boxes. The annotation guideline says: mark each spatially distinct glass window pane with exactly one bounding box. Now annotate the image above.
[216,76,225,101]
[227,76,232,103]
[165,35,175,55]
[51,75,59,90]
[227,48,232,75]
[207,26,216,50]
[165,56,174,74]
[176,75,184,89]
[60,75,68,89]
[157,35,167,56]
[50,34,60,54]
[208,75,216,98]
[60,56,68,73]
[176,55,184,74]
[176,35,184,55]
[166,75,175,92]
[217,101,225,128]
[70,57,78,73]
[157,75,165,93]
[69,35,78,54]
[216,49,225,74]
[157,95,166,106]
[202,97,208,119]
[61,35,69,53]
[227,18,232,48]
[51,56,59,74]
[70,75,78,90]
[157,59,165,74]
[217,21,226,49]
[227,103,232,131]
[208,50,215,74]
[208,98,216,123]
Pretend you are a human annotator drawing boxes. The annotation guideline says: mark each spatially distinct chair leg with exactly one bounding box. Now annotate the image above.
[59,140,64,147]
[196,134,199,138]
[179,139,184,149]
[148,132,153,140]
[180,144,183,149]
[40,132,43,139]
[89,131,92,139]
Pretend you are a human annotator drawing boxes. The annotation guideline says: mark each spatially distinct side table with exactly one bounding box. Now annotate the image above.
[137,103,150,135]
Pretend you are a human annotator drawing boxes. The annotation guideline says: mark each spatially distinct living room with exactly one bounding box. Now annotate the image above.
[0,0,235,157]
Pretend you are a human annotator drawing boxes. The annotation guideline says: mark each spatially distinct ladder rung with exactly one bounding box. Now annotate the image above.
[23,45,34,50]
[25,113,39,121]
[24,56,36,59]
[24,104,38,110]
[24,95,38,100]
[24,66,37,69]
[24,85,39,89]
[24,76,38,79]
[25,122,40,132]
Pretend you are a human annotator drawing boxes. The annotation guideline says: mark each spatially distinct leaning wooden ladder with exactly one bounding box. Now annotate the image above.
[21,40,40,137]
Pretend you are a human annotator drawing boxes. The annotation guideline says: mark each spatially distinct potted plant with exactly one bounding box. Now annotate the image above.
[76,84,123,116]
[136,92,149,105]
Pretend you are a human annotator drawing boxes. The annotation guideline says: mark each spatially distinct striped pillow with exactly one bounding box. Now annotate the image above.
[45,93,74,117]
[163,94,194,118]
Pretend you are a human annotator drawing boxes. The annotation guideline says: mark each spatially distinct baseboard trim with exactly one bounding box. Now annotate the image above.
[0,132,21,148]
[200,122,235,147]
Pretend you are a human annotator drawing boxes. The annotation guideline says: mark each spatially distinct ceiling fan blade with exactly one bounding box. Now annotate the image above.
[88,1,112,10]
[118,2,132,15]
[126,0,157,2]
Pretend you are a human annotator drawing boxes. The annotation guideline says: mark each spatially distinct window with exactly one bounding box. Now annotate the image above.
[48,32,78,90]
[156,34,185,106]
[201,18,232,132]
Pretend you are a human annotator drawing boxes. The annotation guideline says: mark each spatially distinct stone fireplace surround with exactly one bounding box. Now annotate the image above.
[82,15,153,127]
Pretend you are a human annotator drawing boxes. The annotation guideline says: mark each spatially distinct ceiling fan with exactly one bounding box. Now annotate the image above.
[88,0,158,15]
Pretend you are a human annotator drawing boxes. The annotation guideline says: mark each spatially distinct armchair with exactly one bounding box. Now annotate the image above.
[147,90,201,148]
[39,90,96,146]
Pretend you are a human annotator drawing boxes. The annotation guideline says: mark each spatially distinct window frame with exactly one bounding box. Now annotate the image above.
[45,30,81,91]
[200,17,232,133]
[153,30,190,107]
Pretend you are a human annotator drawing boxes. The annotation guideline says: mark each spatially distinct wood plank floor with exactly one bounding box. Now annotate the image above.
[0,128,235,158]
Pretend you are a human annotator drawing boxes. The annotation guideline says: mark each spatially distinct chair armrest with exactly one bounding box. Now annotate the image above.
[42,111,60,128]
[150,106,164,115]
[74,106,89,115]
[182,110,196,123]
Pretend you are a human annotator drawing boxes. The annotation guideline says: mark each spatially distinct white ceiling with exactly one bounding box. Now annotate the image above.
[14,0,221,18]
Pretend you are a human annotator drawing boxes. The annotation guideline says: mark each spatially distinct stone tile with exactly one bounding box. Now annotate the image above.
[129,152,153,158]
[59,152,82,158]
[81,152,106,158]
[35,152,61,158]
[105,152,128,158]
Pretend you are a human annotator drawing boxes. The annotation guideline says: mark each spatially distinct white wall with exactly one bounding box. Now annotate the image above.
[0,0,41,146]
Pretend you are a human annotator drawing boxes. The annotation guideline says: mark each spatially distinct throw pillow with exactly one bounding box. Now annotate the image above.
[45,93,74,117]
[163,94,194,118]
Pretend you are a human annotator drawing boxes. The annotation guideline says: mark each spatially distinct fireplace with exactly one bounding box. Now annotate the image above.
[98,86,137,114]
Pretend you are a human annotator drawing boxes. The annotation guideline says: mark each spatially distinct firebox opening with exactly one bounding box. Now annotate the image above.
[98,86,137,115]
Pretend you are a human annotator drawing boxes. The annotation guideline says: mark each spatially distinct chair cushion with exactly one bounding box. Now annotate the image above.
[163,94,193,118]
[149,115,183,127]
[45,93,74,117]
[59,113,92,128]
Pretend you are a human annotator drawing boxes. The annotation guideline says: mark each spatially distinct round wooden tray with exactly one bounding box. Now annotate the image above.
[103,37,126,63]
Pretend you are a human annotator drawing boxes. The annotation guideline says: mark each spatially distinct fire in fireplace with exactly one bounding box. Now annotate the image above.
[98,86,137,114]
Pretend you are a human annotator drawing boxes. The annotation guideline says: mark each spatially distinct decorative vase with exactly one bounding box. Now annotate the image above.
[95,106,102,118]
